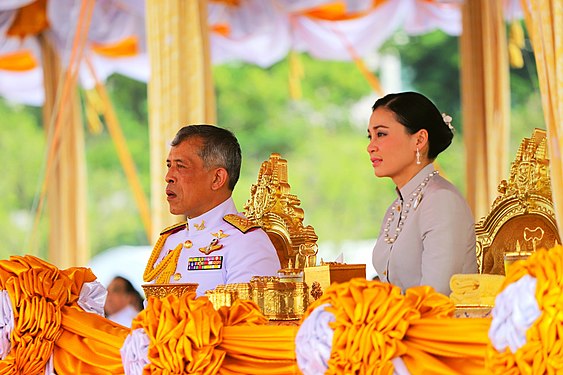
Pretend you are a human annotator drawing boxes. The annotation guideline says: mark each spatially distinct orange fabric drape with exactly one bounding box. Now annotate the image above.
[131,294,300,374]
[220,326,300,374]
[486,245,563,373]
[55,306,129,374]
[6,0,49,38]
[460,0,510,220]
[521,0,563,241]
[0,255,299,374]
[91,36,139,58]
[300,0,388,21]
[0,255,127,373]
[302,279,490,374]
[0,50,37,71]
[0,255,497,374]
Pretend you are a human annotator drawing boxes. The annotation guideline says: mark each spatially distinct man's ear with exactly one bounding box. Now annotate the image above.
[211,168,229,190]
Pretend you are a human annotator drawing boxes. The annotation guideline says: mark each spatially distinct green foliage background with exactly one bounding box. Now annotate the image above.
[0,28,542,262]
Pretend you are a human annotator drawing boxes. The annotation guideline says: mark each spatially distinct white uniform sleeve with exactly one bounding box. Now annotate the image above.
[223,229,281,284]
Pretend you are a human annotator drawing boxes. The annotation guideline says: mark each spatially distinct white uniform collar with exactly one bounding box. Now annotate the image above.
[186,197,237,232]
[396,163,436,201]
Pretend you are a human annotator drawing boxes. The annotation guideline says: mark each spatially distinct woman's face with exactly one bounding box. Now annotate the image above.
[366,107,420,188]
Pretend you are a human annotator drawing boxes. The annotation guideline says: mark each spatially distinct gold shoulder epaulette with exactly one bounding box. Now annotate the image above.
[159,221,187,236]
[223,214,260,233]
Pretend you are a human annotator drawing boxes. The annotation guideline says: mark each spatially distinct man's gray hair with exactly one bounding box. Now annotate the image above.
[171,124,242,190]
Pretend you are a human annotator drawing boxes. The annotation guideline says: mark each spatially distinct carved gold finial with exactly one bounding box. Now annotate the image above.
[493,128,551,206]
[310,281,323,300]
[244,153,318,269]
[475,129,561,274]
[296,243,318,268]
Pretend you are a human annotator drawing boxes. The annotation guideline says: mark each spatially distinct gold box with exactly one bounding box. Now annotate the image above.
[205,283,250,310]
[454,304,493,319]
[205,277,308,320]
[142,283,198,299]
[304,263,366,299]
[250,276,308,321]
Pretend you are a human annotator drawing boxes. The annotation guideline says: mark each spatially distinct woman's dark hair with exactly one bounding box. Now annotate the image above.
[113,276,144,311]
[371,92,453,160]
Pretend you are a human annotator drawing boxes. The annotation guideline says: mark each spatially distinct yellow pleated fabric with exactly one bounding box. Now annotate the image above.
[302,278,490,374]
[460,0,510,219]
[132,293,225,374]
[0,255,99,374]
[145,0,216,238]
[486,245,563,374]
[54,306,129,374]
[133,294,301,374]
[522,0,563,244]
[0,256,506,374]
[0,254,302,374]
[220,326,300,375]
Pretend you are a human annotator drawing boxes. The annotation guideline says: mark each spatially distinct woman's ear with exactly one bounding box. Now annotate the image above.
[211,168,229,190]
[415,129,429,149]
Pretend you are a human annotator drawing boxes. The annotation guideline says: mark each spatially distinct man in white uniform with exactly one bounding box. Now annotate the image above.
[143,125,281,296]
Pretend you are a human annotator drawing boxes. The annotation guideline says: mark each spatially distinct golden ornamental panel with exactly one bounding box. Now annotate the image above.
[475,129,561,274]
[243,153,318,269]
[142,283,198,299]
[205,276,309,320]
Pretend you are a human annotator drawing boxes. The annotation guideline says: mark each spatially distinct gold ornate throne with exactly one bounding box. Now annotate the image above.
[243,153,319,269]
[476,129,560,275]
[205,153,318,319]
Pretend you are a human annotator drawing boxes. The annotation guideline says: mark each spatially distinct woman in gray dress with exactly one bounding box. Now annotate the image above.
[367,91,477,295]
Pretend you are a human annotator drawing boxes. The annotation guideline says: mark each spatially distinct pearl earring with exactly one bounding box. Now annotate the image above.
[416,148,421,165]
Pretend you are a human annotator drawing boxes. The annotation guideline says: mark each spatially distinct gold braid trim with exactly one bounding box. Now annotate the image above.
[143,231,183,283]
[223,214,260,233]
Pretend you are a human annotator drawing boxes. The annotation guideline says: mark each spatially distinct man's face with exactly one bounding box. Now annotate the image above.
[165,137,217,218]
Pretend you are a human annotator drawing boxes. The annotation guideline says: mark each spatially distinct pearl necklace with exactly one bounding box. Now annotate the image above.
[383,170,439,244]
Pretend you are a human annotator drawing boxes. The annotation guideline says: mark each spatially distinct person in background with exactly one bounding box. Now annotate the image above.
[104,276,143,327]
[367,91,477,295]
[143,124,281,296]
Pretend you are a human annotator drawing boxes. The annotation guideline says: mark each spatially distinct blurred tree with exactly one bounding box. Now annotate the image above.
[383,30,462,125]
[0,100,48,259]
